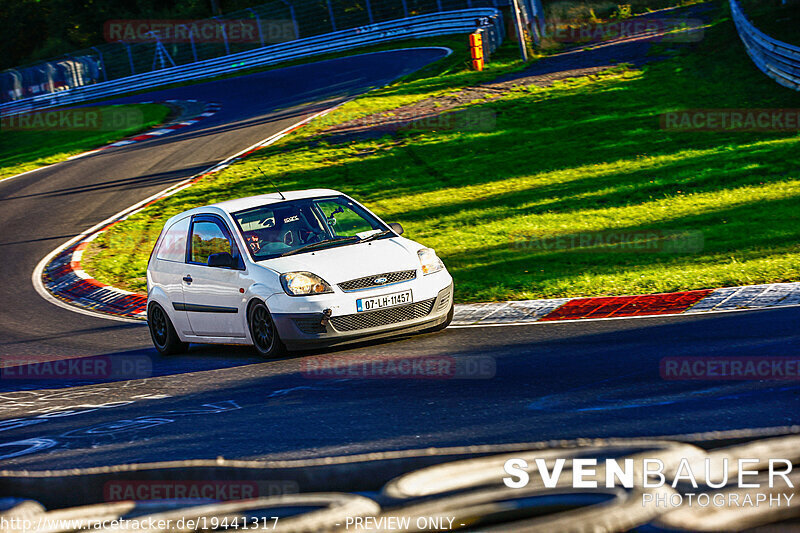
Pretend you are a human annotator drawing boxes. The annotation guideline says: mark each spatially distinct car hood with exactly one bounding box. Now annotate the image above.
[257,237,422,284]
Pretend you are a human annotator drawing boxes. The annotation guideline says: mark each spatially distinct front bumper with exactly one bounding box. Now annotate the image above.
[271,282,454,350]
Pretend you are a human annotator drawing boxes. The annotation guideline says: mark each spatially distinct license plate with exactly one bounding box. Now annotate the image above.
[356,290,413,312]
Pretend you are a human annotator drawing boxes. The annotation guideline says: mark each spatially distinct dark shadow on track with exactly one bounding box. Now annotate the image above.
[1,306,799,468]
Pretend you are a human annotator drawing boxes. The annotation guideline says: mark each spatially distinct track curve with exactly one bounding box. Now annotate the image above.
[0,48,449,360]
[0,46,799,478]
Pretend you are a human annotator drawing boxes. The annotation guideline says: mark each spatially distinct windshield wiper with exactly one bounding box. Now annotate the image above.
[358,229,393,243]
[281,236,359,257]
[279,230,391,257]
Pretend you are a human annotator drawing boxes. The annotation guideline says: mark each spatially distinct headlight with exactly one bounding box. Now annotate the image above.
[280,272,333,296]
[418,248,444,275]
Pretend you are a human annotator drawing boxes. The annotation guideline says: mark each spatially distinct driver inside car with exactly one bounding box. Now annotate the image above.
[244,206,323,255]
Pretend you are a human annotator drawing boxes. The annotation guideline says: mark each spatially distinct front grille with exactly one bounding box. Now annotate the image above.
[294,317,327,334]
[338,270,417,292]
[330,298,435,332]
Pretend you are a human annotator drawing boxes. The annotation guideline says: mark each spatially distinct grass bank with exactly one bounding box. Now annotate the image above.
[0,103,170,179]
[86,3,800,302]
[543,0,707,21]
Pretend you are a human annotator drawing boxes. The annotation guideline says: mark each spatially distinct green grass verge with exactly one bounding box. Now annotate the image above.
[543,0,708,22]
[0,104,170,179]
[86,3,800,302]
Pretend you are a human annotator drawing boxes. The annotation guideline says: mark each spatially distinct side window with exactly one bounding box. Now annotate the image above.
[155,217,190,262]
[190,220,233,265]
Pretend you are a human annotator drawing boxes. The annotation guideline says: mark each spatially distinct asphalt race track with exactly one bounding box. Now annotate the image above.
[0,47,449,359]
[1,48,799,471]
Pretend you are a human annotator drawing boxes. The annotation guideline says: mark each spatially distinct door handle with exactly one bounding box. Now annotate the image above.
[182,276,193,283]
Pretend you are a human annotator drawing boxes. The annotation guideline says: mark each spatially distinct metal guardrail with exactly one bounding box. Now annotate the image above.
[0,9,503,117]
[730,0,800,91]
[1,0,521,108]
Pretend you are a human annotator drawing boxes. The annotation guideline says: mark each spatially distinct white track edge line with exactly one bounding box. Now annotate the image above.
[3,46,453,184]
[1,164,52,182]
[2,100,220,183]
[31,101,350,324]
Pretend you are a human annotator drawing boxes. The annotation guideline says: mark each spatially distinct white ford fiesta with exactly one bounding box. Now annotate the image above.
[146,189,454,357]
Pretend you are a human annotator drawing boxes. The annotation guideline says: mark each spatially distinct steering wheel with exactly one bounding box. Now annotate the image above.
[300,229,325,244]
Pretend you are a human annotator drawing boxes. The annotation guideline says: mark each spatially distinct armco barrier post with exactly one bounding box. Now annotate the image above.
[511,0,529,61]
[470,31,484,71]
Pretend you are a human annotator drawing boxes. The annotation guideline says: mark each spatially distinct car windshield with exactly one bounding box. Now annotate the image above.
[232,196,391,261]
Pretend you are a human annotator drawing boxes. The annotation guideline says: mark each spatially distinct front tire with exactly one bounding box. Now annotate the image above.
[148,302,189,355]
[248,301,286,358]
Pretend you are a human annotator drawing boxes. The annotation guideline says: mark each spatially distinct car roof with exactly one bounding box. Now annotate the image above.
[209,189,344,214]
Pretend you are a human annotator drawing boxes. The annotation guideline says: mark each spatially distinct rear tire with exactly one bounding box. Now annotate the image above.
[248,301,286,358]
[148,302,189,355]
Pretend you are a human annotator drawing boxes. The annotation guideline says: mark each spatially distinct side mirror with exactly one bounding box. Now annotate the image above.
[389,222,404,235]
[208,252,234,268]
